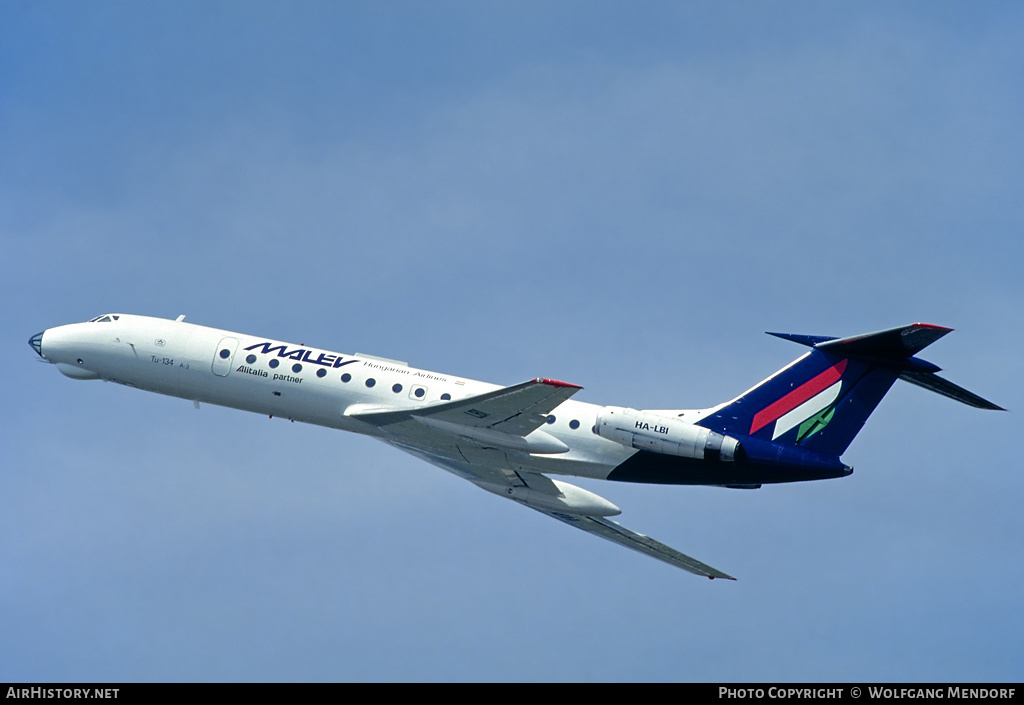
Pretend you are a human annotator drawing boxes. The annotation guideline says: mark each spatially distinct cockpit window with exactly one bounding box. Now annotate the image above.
[89,314,120,322]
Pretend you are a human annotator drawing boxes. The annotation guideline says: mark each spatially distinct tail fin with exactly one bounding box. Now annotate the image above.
[697,323,1003,457]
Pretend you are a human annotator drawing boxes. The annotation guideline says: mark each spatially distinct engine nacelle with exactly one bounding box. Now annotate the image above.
[595,406,744,462]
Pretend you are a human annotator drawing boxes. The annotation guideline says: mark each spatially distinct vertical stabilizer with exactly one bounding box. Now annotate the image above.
[697,323,1001,457]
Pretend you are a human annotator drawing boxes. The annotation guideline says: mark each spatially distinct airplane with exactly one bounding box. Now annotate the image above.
[28,314,1003,579]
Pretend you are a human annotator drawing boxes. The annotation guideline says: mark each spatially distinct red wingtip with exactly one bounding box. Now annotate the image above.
[537,377,583,389]
[912,322,953,333]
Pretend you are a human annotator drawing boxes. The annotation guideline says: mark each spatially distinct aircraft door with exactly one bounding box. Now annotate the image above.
[211,337,239,377]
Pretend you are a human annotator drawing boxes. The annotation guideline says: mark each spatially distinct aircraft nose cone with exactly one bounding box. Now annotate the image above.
[29,331,45,357]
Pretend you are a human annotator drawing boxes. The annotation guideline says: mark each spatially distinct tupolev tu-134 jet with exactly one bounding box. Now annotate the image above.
[29,314,1002,579]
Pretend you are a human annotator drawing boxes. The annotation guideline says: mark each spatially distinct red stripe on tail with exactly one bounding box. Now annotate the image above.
[749,359,848,435]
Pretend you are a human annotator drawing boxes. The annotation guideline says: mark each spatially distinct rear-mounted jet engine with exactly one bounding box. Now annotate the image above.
[595,406,744,462]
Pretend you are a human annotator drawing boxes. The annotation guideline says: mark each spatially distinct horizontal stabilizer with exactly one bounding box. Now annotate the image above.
[769,323,952,358]
[900,371,1005,410]
[767,323,1003,411]
[816,322,952,357]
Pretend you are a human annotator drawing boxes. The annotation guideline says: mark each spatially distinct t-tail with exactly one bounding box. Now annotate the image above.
[697,323,1004,458]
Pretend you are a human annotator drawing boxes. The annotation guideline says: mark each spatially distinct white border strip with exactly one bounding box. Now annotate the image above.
[772,380,843,440]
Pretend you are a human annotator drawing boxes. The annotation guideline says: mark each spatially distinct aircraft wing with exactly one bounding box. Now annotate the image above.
[520,506,737,577]
[529,507,736,579]
[348,377,582,435]
[390,443,735,580]
[348,378,584,455]
[356,379,733,578]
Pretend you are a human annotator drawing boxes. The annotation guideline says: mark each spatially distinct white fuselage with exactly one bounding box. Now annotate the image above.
[37,314,635,481]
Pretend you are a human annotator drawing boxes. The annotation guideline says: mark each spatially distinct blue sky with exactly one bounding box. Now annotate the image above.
[3,1,1022,682]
